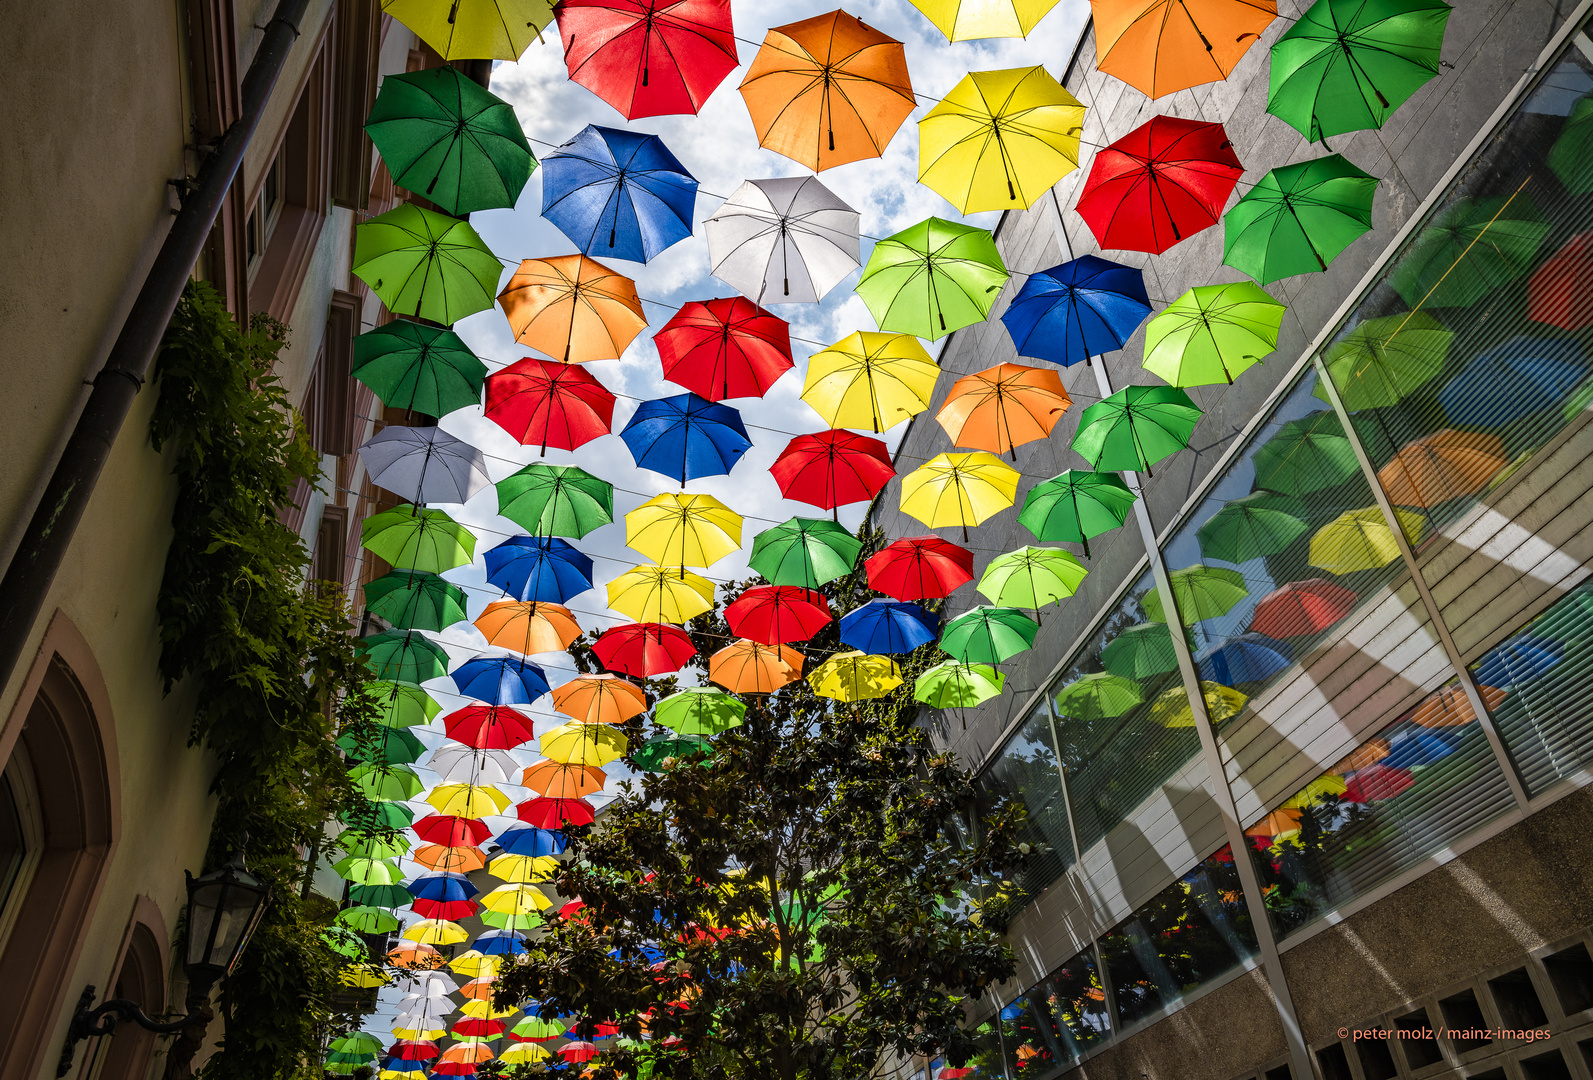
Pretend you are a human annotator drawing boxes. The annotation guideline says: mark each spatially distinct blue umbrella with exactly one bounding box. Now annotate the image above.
[620,393,752,484]
[1195,633,1293,685]
[541,125,697,264]
[407,871,478,903]
[1000,255,1152,367]
[496,824,569,857]
[484,535,595,603]
[450,656,552,705]
[1438,336,1587,426]
[476,929,530,955]
[838,599,939,655]
[1474,634,1563,688]
[1379,729,1463,769]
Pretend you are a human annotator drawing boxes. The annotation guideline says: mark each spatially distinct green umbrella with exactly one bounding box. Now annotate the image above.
[1053,671,1142,721]
[855,217,1009,341]
[364,569,470,632]
[336,907,402,936]
[1267,0,1452,143]
[1314,312,1451,410]
[1223,155,1377,284]
[358,630,450,684]
[352,321,487,416]
[1389,196,1549,309]
[1018,470,1136,557]
[1251,411,1361,494]
[352,203,502,325]
[1142,566,1249,624]
[331,853,403,885]
[655,687,747,736]
[320,925,371,962]
[914,660,1004,708]
[1142,282,1286,387]
[1195,492,1310,564]
[939,606,1039,664]
[329,1033,387,1056]
[365,66,535,217]
[362,801,416,830]
[1072,384,1202,476]
[361,505,476,573]
[632,734,714,772]
[349,882,414,907]
[1550,95,1593,193]
[336,726,426,765]
[749,518,863,589]
[360,680,441,728]
[977,546,1089,613]
[1100,622,1182,680]
[1563,372,1593,422]
[496,463,615,538]
[335,830,412,860]
[350,762,425,802]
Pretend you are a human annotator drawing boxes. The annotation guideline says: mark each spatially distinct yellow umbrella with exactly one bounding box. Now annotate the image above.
[475,600,582,654]
[481,882,553,916]
[809,651,903,702]
[606,564,715,624]
[1281,773,1349,810]
[392,1023,446,1040]
[340,964,391,989]
[403,919,470,947]
[502,1043,552,1064]
[449,950,504,978]
[1308,507,1425,575]
[426,783,512,818]
[541,719,628,767]
[910,0,1062,39]
[381,0,553,61]
[919,67,1085,214]
[1149,681,1249,727]
[899,452,1021,537]
[626,493,743,569]
[460,1000,519,1021]
[489,853,560,884]
[802,331,940,433]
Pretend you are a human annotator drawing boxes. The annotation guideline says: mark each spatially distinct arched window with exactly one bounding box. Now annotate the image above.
[83,901,170,1080]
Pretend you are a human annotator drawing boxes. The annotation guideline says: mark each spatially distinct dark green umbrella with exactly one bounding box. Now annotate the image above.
[855,217,1009,341]
[365,66,535,217]
[1314,311,1450,410]
[1071,384,1202,476]
[1141,565,1249,624]
[496,463,615,538]
[352,203,502,325]
[1268,0,1452,142]
[1100,622,1182,680]
[1018,470,1136,557]
[349,882,414,907]
[364,570,470,632]
[336,726,426,765]
[352,321,486,416]
[749,518,862,588]
[360,680,440,729]
[939,606,1038,664]
[1223,155,1378,283]
[1195,492,1310,564]
[361,800,416,830]
[1550,95,1593,193]
[1389,196,1549,308]
[1251,411,1361,494]
[632,734,713,772]
[358,630,450,684]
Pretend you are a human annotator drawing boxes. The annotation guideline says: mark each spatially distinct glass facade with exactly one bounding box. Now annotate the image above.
[979,699,1077,897]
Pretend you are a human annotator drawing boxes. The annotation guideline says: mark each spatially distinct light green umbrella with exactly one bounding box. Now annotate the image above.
[749,518,863,589]
[361,681,440,728]
[1142,282,1286,387]
[1223,155,1378,284]
[334,831,412,861]
[1251,411,1361,494]
[335,725,426,765]
[1017,470,1137,557]
[655,687,747,736]
[856,217,1009,341]
[332,853,404,885]
[1389,196,1549,309]
[939,606,1039,664]
[1195,492,1310,564]
[1100,622,1182,680]
[1314,311,1451,410]
[336,907,402,935]
[1071,384,1202,476]
[363,570,470,632]
[1053,671,1142,721]
[632,734,714,772]
[977,546,1089,614]
[320,925,371,961]
[350,761,425,803]
[914,660,1005,708]
[352,203,502,325]
[496,463,615,538]
[360,505,476,573]
[358,630,450,683]
[1550,95,1593,193]
[352,321,487,416]
[1142,566,1249,624]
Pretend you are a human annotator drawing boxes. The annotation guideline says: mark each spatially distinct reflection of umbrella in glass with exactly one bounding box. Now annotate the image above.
[1341,762,1415,802]
[1072,384,1201,475]
[915,660,1005,708]
[498,255,647,363]
[620,394,753,484]
[704,177,861,303]
[937,363,1072,456]
[541,125,697,263]
[1474,635,1563,688]
[1379,729,1462,768]
[555,0,737,120]
[1390,196,1549,309]
[1309,506,1425,573]
[1142,281,1286,386]
[1438,336,1587,426]
[1250,411,1360,494]
[1018,470,1136,557]
[809,651,903,702]
[708,640,803,694]
[1549,96,1593,193]
[1101,622,1181,679]
[1250,578,1357,637]
[1376,429,1507,508]
[856,217,1009,340]
[1195,491,1309,564]
[1053,672,1142,720]
[1149,681,1248,727]
[1280,773,1347,810]
[1196,633,1293,685]
[1408,683,1504,727]
[1001,255,1152,367]
[1094,0,1276,99]
[353,204,502,324]
[1223,155,1378,283]
[1315,311,1450,410]
[1529,230,1593,331]
[803,331,940,433]
[1142,565,1248,623]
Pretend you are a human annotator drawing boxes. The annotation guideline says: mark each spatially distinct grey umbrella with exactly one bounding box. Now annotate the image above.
[703,176,861,304]
[358,425,490,505]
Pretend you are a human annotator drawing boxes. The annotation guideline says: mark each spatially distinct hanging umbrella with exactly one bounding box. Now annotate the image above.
[359,426,489,505]
[382,0,554,61]
[1309,506,1425,573]
[772,430,896,512]
[1379,728,1462,769]
[1250,578,1358,636]
[1149,680,1249,726]
[725,585,832,646]
[625,492,743,570]
[656,687,748,735]
[1223,155,1378,283]
[541,720,629,766]
[362,681,440,728]
[709,639,803,694]
[337,908,402,935]
[838,599,940,655]
[497,824,570,857]
[364,570,469,632]
[1196,633,1293,684]
[657,297,793,402]
[1475,635,1563,688]
[633,734,714,772]
[1551,98,1593,193]
[749,518,862,589]
[351,764,424,802]
[606,565,715,624]
[542,125,697,263]
[353,204,501,324]
[802,332,940,433]
[426,743,520,785]
[940,606,1039,663]
[348,800,416,834]
[362,505,476,573]
[449,657,552,706]
[413,840,487,872]
[502,1043,554,1064]
[360,630,450,683]
[484,358,616,454]
[810,651,903,702]
[337,725,425,765]
[1001,256,1152,367]
[522,760,608,799]
[910,0,1062,40]
[914,661,1005,707]
[864,536,975,600]
[1142,565,1249,623]
[497,463,614,538]
[484,536,596,603]
[1195,492,1309,564]
[1314,311,1450,409]
[555,0,738,119]
[593,622,697,676]
[620,393,752,484]
[1250,411,1360,494]
[404,919,471,947]
[1100,622,1181,679]
[1093,0,1276,98]
[475,600,583,654]
[1376,429,1507,508]
[353,321,486,416]
[739,11,916,171]
[899,452,1021,537]
[365,66,534,216]
[1438,336,1587,426]
[1071,385,1201,475]
[413,815,494,849]
[498,255,647,363]
[705,177,861,303]
[978,546,1088,612]
[936,363,1071,456]
[918,66,1086,213]
[1529,231,1593,330]
[1053,671,1142,720]
[1142,281,1286,386]
[857,217,1009,340]
[1018,470,1136,557]
[552,674,647,725]
[443,704,538,749]
[1389,196,1549,309]
[1268,0,1452,142]
[1075,117,1243,254]
[1341,761,1416,802]
[560,1042,602,1064]
[349,882,415,908]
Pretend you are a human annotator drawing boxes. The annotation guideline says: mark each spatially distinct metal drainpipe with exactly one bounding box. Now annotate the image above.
[0,0,313,693]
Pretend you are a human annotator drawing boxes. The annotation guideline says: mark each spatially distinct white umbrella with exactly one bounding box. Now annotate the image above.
[359,425,489,505]
[427,745,522,786]
[390,969,460,996]
[704,176,860,304]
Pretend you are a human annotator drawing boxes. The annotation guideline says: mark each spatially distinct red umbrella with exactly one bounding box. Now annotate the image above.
[556,0,739,120]
[771,430,896,513]
[431,1063,477,1077]
[1075,116,1243,254]
[864,536,974,600]
[656,297,793,401]
[453,1018,508,1038]
[593,622,697,676]
[1250,578,1357,637]
[559,1041,602,1063]
[725,585,831,645]
[1529,230,1593,331]
[411,896,479,921]
[486,356,616,454]
[443,704,539,750]
[1342,762,1415,803]
[387,1040,440,1060]
[411,814,492,848]
[518,796,598,829]
[559,898,588,919]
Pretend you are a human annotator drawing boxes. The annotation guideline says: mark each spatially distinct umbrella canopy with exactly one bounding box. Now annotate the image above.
[1141,565,1249,623]
[383,0,553,60]
[522,760,608,799]
[1529,230,1593,330]
[1390,197,1549,309]
[1315,311,1450,409]
[498,255,647,362]
[772,429,895,511]
[705,176,861,304]
[426,783,512,818]
[362,505,477,573]
[1075,117,1243,254]
[497,824,569,857]
[1196,633,1293,684]
[657,298,793,401]
[802,332,940,433]
[450,657,552,707]
[427,744,520,785]
[1475,635,1562,688]
[364,570,469,632]
[413,815,494,849]
[1018,470,1136,556]
[620,393,752,483]
[918,66,1085,213]
[1377,429,1507,508]
[556,0,738,119]
[1309,506,1425,573]
[349,882,416,908]
[838,599,940,654]
[485,536,595,603]
[810,651,903,702]
[359,426,489,505]
[1071,384,1201,474]
[518,795,598,829]
[1100,622,1181,679]
[725,586,832,645]
[1438,336,1587,426]
[444,704,539,749]
[634,732,714,771]
[1268,0,1452,142]
[351,764,424,802]
[475,600,583,654]
[910,0,1061,40]
[606,565,716,624]
[1143,281,1285,387]
[542,125,697,263]
[353,204,501,324]
[1001,255,1151,367]
[739,11,916,171]
[485,357,616,453]
[1224,155,1378,283]
[1195,492,1309,564]
[497,463,614,538]
[1149,680,1249,727]
[864,536,975,600]
[977,546,1089,610]
[1251,411,1360,494]
[1053,671,1142,720]
[593,622,697,676]
[1342,761,1416,802]
[915,661,1005,707]
[1250,578,1358,637]
[360,630,450,683]
[940,606,1039,663]
[353,321,486,415]
[541,720,628,766]
[656,686,748,735]
[936,363,1071,455]
[363,681,441,728]
[338,907,402,935]
[1551,98,1593,193]
[857,217,1009,340]
[552,673,647,724]
[1094,0,1277,98]
[749,518,863,588]
[899,452,1021,535]
[1378,728,1462,769]
[626,492,743,569]
[709,639,803,694]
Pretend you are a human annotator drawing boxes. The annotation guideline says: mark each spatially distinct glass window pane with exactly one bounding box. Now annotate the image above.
[1040,950,1111,1060]
[978,699,1077,897]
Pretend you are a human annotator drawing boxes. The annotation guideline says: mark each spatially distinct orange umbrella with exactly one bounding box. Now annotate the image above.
[1408,683,1507,728]
[1330,737,1390,775]
[413,844,489,873]
[739,10,917,172]
[475,600,582,654]
[1092,0,1276,99]
[1376,429,1507,508]
[709,639,803,694]
[498,255,647,363]
[1244,806,1301,840]
[460,976,499,1001]
[440,1042,496,1065]
[552,673,647,724]
[388,941,446,969]
[521,760,608,799]
[935,363,1071,456]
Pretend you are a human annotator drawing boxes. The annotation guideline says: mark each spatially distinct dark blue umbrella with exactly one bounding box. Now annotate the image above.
[484,535,595,603]
[476,929,530,955]
[838,599,939,655]
[407,871,478,903]
[495,824,569,856]
[1438,336,1587,426]
[620,393,751,484]
[541,125,697,264]
[1379,729,1463,769]
[1195,633,1293,685]
[1001,255,1152,367]
[1474,634,1563,687]
[450,656,552,705]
